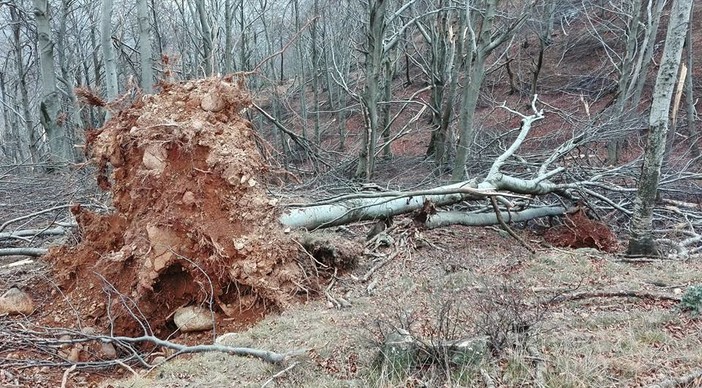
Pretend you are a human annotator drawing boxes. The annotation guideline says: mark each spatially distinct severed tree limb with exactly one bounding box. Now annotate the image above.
[426,206,566,229]
[487,95,544,179]
[0,205,73,233]
[489,196,536,253]
[105,334,307,364]
[0,227,68,240]
[647,368,702,388]
[0,248,48,257]
[546,290,681,304]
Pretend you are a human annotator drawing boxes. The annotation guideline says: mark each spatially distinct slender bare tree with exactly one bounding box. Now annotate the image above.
[137,0,153,92]
[628,0,693,255]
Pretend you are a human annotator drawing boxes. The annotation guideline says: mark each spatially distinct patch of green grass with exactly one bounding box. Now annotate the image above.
[679,285,702,315]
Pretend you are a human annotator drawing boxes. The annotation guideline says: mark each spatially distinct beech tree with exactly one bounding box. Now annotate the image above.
[34,0,74,163]
[628,0,693,255]
[451,0,533,182]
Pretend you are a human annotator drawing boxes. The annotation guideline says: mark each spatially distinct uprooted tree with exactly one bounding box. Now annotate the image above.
[2,71,700,350]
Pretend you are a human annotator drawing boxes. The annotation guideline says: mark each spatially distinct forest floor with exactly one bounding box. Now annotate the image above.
[3,6,702,384]
[99,227,702,388]
[2,164,702,387]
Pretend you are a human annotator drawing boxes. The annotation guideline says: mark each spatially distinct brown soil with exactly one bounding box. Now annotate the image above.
[543,206,620,253]
[46,77,306,338]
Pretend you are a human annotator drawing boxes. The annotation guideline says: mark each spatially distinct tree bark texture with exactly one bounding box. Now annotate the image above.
[101,0,118,102]
[628,0,693,255]
[137,0,154,92]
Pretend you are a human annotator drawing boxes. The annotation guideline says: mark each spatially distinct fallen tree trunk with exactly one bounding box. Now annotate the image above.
[0,248,49,257]
[280,182,497,229]
[426,206,566,229]
[0,227,67,240]
[279,97,572,232]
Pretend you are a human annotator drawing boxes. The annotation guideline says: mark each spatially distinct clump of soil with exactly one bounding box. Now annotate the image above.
[543,207,619,253]
[48,77,304,337]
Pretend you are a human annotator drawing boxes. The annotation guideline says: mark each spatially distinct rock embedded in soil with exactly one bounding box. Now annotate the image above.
[174,306,214,333]
[0,287,35,315]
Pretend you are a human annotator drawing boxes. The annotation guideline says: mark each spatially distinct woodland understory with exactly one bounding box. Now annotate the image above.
[1,0,702,387]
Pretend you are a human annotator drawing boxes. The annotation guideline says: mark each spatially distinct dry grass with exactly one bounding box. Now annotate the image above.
[102,226,702,387]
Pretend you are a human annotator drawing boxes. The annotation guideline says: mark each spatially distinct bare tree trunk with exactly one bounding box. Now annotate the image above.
[9,2,38,163]
[684,7,699,158]
[630,0,666,107]
[628,0,693,256]
[137,0,154,92]
[607,0,643,165]
[311,0,321,144]
[194,0,213,76]
[101,0,118,102]
[355,0,387,180]
[34,0,69,164]
[57,0,83,163]
[293,0,308,140]
[451,0,530,181]
[150,0,163,58]
[223,0,234,73]
[425,0,455,165]
[0,72,22,162]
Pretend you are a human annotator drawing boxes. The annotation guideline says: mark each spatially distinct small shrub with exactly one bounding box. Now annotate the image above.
[678,285,702,316]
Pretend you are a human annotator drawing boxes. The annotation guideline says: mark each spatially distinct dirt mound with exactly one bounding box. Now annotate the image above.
[48,77,304,337]
[543,207,619,253]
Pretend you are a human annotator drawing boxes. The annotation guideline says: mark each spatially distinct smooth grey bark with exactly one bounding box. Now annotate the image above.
[630,0,666,107]
[421,0,458,164]
[628,0,693,255]
[355,0,387,179]
[283,101,548,230]
[223,0,234,73]
[451,0,531,181]
[683,7,699,158]
[194,0,213,76]
[311,0,321,144]
[293,0,308,140]
[427,206,566,229]
[56,0,82,162]
[280,182,489,229]
[9,1,38,163]
[607,0,643,164]
[137,0,154,92]
[150,0,163,58]
[101,0,118,102]
[0,71,22,162]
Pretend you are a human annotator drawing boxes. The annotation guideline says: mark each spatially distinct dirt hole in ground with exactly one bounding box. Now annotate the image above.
[45,77,328,339]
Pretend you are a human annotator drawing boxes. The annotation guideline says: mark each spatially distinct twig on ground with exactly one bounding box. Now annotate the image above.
[480,368,496,388]
[489,196,536,253]
[114,359,139,378]
[260,362,299,388]
[0,226,68,240]
[60,364,76,388]
[0,205,73,233]
[362,250,400,282]
[106,334,308,364]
